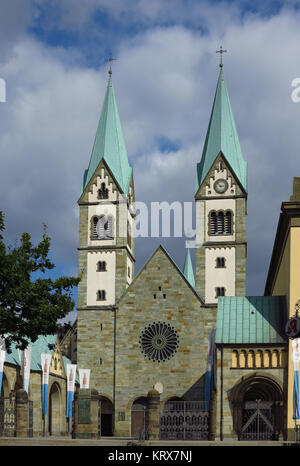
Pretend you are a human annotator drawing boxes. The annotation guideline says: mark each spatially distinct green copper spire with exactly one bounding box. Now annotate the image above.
[82,74,132,194]
[196,68,247,193]
[183,249,195,289]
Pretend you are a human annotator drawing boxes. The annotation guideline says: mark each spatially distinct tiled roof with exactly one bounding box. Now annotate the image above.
[215,296,287,345]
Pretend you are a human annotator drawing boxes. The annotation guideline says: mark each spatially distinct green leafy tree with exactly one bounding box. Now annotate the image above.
[0,211,80,351]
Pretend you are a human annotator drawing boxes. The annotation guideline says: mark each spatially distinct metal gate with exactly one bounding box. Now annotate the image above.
[160,401,209,440]
[0,397,16,437]
[240,400,275,440]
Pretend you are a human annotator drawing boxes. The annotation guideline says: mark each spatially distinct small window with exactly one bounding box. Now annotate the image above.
[216,257,225,268]
[128,266,130,278]
[216,287,225,297]
[127,220,132,248]
[97,290,106,301]
[97,261,106,272]
[153,294,156,299]
[163,294,166,299]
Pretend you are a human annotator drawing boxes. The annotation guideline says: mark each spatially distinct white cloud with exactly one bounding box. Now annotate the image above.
[1,3,300,303]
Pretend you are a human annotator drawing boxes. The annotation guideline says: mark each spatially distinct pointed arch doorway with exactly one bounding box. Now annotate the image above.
[231,374,285,440]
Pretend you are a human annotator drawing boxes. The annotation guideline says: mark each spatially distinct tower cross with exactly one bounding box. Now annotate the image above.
[108,56,117,75]
[216,46,227,68]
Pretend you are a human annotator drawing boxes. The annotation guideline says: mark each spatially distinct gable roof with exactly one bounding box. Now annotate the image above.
[215,296,287,345]
[196,69,247,193]
[82,75,132,195]
[117,244,204,305]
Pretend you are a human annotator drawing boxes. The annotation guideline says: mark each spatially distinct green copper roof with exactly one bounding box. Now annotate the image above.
[215,296,287,345]
[82,75,132,195]
[196,69,247,193]
[5,335,57,371]
[183,249,195,289]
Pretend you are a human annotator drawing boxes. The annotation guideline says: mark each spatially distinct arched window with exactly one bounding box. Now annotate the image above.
[97,290,106,301]
[92,215,114,239]
[98,183,109,200]
[97,261,106,272]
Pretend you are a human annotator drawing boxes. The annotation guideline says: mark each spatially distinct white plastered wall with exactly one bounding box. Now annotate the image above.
[205,247,236,304]
[87,251,116,306]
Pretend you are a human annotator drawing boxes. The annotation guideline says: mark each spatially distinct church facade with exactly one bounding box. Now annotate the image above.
[75,65,290,441]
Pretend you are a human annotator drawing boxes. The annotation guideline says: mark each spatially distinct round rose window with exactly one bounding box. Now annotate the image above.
[139,322,179,362]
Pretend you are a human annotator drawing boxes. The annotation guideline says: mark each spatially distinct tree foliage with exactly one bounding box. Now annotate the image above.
[0,212,80,351]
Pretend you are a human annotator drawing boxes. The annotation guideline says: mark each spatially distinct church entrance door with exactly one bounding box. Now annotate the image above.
[231,374,284,440]
[99,397,113,436]
[240,400,275,440]
[131,397,147,440]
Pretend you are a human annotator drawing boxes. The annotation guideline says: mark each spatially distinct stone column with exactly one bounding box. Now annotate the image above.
[73,388,99,439]
[147,389,160,440]
[15,389,29,437]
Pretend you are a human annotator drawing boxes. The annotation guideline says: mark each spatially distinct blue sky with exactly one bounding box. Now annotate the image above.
[1,0,300,322]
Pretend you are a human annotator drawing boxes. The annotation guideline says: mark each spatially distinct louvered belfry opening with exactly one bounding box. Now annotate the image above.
[210,211,217,234]
[209,210,232,235]
[225,210,232,234]
[92,215,114,239]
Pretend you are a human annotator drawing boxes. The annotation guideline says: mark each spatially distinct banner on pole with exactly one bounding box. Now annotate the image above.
[79,369,90,389]
[292,338,300,420]
[67,364,77,418]
[18,346,32,394]
[0,337,6,396]
[41,353,52,415]
[205,329,216,408]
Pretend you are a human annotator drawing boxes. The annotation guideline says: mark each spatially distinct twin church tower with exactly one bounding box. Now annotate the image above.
[76,59,247,435]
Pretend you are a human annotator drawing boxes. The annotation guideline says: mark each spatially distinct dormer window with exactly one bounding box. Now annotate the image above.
[98,183,109,200]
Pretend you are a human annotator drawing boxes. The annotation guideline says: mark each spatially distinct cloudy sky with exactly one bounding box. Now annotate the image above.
[1,0,300,322]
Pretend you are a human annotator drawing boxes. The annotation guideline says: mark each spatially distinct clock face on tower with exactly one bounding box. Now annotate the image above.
[214,178,228,194]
